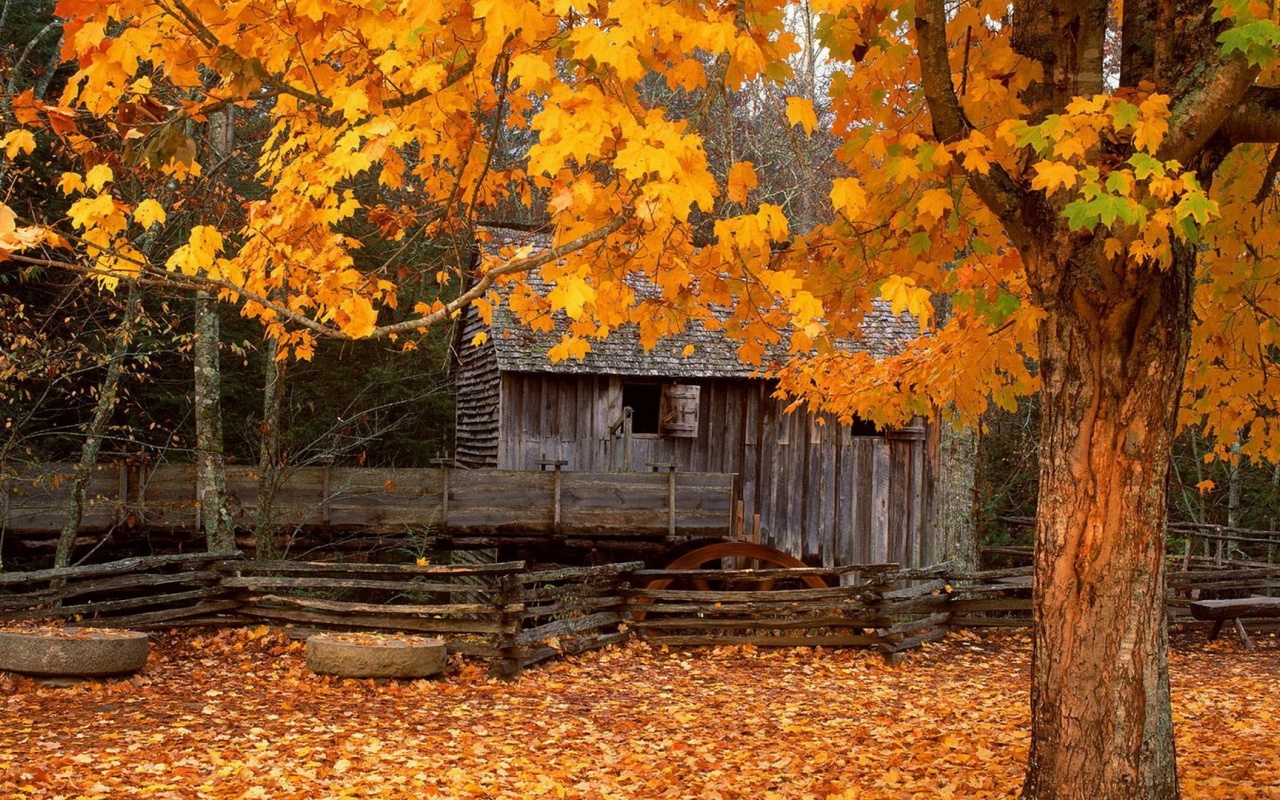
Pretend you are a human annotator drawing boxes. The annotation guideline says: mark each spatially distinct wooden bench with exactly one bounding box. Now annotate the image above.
[1189,596,1280,651]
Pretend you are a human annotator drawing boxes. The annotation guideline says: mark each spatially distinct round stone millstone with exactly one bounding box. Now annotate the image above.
[306,633,447,678]
[0,628,149,677]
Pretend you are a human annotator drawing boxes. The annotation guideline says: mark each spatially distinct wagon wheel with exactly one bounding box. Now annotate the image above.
[630,542,828,621]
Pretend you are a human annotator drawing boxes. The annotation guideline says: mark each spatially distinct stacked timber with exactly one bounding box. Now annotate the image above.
[492,561,642,677]
[0,553,233,629]
[624,563,952,657]
[945,566,1034,628]
[222,559,529,660]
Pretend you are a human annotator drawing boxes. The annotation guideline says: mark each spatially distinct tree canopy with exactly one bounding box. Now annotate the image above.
[4,0,1280,796]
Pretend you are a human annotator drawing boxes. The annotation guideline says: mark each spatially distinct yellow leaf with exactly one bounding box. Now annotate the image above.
[471,331,489,347]
[86,163,114,192]
[548,335,591,361]
[1195,479,1215,493]
[879,275,933,323]
[164,225,223,276]
[1135,94,1171,152]
[785,97,817,135]
[547,275,595,319]
[134,199,167,228]
[726,161,757,205]
[1030,161,1079,196]
[0,129,36,158]
[58,172,85,196]
[916,188,953,224]
[340,296,379,338]
[830,177,867,217]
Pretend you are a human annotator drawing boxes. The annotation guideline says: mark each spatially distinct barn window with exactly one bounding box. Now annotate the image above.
[660,384,700,438]
[622,383,662,434]
[621,383,700,437]
[849,416,879,437]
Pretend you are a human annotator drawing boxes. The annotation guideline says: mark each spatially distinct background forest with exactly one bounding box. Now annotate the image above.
[1,1,1277,570]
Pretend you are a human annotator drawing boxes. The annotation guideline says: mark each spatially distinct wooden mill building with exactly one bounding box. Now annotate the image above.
[454,252,942,568]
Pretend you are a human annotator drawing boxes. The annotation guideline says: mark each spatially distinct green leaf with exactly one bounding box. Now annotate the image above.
[1176,193,1219,225]
[1063,199,1100,231]
[1218,19,1280,67]
[1128,153,1165,180]
[1110,101,1140,130]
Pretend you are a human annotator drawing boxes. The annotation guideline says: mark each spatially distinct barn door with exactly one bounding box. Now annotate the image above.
[660,384,700,438]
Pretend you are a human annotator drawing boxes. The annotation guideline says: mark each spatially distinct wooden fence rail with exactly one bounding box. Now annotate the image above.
[2,463,736,557]
[4,556,1279,676]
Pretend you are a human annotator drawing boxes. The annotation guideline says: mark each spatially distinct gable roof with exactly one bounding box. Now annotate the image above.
[477,228,918,379]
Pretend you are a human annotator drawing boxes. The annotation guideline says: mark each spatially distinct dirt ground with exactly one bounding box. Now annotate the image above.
[1,626,1276,799]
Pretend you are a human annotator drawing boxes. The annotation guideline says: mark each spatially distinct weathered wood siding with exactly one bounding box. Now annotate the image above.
[493,373,936,567]
[454,311,502,469]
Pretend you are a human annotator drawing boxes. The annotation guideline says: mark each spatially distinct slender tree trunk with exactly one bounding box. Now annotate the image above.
[56,284,139,567]
[1020,242,1192,799]
[195,106,236,555]
[254,334,284,559]
[932,420,979,570]
[194,291,234,554]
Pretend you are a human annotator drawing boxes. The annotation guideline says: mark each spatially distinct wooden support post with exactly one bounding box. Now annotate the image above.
[1234,618,1255,651]
[648,462,678,541]
[537,457,568,537]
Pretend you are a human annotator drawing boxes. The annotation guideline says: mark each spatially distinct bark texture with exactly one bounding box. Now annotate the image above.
[195,106,236,556]
[194,291,234,554]
[254,335,284,559]
[1019,239,1194,799]
[932,419,979,571]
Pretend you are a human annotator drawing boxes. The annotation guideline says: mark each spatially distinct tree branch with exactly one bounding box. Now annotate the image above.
[9,213,633,342]
[1159,55,1260,164]
[913,0,1031,248]
[1220,85,1280,144]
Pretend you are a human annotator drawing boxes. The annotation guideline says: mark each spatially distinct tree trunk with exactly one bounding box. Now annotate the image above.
[1020,242,1192,799]
[194,291,234,554]
[55,284,139,568]
[254,334,285,559]
[195,106,236,556]
[932,419,979,570]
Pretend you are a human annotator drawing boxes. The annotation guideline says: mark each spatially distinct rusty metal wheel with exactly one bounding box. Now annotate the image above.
[631,542,827,621]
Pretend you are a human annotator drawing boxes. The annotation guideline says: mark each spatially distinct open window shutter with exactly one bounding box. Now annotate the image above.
[660,384,700,437]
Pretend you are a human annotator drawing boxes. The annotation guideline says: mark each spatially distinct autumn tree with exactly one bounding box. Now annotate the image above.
[4,0,1280,797]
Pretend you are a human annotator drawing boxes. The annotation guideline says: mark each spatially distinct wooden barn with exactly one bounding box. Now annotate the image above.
[454,257,942,568]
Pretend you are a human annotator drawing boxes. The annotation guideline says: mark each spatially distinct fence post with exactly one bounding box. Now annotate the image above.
[490,573,525,679]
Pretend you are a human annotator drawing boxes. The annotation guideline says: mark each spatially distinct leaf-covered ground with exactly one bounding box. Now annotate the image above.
[1,627,1276,799]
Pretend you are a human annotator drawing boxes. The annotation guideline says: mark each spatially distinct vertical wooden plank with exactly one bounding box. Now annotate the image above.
[909,436,926,567]
[890,441,911,564]
[803,413,820,563]
[710,382,729,472]
[760,394,781,553]
[497,374,511,469]
[871,439,890,563]
[836,433,856,566]
[740,383,760,542]
[779,408,800,558]
[718,382,739,474]
[820,429,838,568]
[580,376,598,470]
